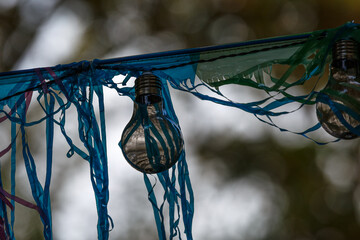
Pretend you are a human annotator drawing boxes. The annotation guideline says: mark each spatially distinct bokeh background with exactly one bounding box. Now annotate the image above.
[1,0,360,239]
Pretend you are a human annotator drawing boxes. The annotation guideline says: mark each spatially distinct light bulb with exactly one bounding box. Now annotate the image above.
[316,39,360,139]
[120,72,184,173]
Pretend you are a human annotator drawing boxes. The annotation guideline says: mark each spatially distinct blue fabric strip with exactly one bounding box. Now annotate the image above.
[10,120,16,239]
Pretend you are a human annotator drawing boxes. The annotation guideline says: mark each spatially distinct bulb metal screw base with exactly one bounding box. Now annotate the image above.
[333,39,359,61]
[135,72,162,98]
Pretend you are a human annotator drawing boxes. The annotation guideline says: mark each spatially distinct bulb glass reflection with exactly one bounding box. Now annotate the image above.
[120,73,184,173]
[316,39,360,139]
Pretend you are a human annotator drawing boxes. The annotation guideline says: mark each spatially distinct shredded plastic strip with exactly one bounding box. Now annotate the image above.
[0,22,358,239]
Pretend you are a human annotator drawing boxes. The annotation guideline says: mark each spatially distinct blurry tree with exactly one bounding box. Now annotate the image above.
[0,0,360,239]
[196,134,360,239]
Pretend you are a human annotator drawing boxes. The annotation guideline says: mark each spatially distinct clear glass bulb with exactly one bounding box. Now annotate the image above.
[120,72,184,173]
[316,39,360,139]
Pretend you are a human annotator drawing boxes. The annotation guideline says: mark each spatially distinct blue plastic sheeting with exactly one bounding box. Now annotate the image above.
[0,22,359,239]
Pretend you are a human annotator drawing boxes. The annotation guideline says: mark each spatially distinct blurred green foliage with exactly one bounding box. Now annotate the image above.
[196,134,360,239]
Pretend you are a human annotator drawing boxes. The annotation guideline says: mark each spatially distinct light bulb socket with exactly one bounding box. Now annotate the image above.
[332,39,359,61]
[135,72,162,97]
